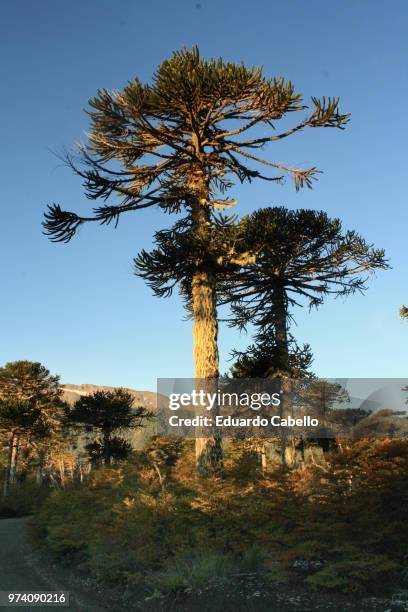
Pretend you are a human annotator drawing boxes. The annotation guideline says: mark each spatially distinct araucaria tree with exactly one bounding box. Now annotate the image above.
[222,207,388,375]
[43,47,349,474]
[65,389,152,465]
[0,361,65,497]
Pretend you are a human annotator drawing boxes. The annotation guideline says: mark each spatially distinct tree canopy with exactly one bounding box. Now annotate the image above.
[43,47,349,242]
[222,207,388,319]
[0,360,66,496]
[221,207,388,374]
[65,388,152,465]
[0,360,65,435]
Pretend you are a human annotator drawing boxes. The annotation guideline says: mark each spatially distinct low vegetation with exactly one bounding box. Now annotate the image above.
[25,437,408,607]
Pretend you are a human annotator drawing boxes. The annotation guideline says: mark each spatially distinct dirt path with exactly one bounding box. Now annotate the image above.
[0,518,107,611]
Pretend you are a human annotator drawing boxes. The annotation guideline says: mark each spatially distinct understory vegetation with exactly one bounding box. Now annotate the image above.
[25,437,408,604]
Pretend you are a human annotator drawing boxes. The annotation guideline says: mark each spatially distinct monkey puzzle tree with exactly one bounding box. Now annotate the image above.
[219,207,388,466]
[0,361,65,496]
[401,306,408,320]
[222,207,389,375]
[64,389,152,465]
[43,47,349,473]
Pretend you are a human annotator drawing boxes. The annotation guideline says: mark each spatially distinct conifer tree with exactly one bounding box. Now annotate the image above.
[43,48,349,474]
[222,207,388,375]
[64,389,152,465]
[0,361,65,496]
[142,208,387,467]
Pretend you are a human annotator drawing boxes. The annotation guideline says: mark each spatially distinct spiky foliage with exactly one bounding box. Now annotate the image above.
[135,213,246,299]
[43,48,349,242]
[221,207,388,374]
[0,361,66,441]
[230,332,314,379]
[224,207,388,316]
[0,360,63,407]
[401,306,408,320]
[64,389,152,465]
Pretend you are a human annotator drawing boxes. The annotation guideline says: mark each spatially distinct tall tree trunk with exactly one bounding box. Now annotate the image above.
[3,432,15,498]
[191,192,223,476]
[273,280,290,467]
[192,267,219,381]
[192,265,223,475]
[9,434,19,486]
[273,279,290,373]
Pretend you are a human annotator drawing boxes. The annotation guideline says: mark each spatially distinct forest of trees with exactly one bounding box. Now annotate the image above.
[1,48,407,610]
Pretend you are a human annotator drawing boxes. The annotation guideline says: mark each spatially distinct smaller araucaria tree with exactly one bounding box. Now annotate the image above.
[221,207,389,375]
[65,389,152,465]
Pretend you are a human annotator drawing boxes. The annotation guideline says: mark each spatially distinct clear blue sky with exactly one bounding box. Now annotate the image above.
[1,0,407,390]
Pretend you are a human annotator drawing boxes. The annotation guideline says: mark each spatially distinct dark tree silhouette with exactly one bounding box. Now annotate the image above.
[43,47,349,474]
[65,389,152,465]
[230,332,314,379]
[85,436,133,464]
[222,207,389,375]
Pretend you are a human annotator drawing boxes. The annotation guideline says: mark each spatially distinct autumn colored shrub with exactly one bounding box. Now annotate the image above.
[32,438,408,596]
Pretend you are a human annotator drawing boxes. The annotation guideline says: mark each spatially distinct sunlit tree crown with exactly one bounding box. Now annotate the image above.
[43,47,349,242]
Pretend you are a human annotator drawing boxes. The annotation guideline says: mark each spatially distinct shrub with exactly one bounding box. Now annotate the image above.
[305,552,398,594]
[30,439,408,598]
[0,481,50,517]
[153,552,228,594]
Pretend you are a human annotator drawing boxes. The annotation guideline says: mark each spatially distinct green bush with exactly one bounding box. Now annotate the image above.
[151,545,266,595]
[305,552,398,594]
[152,551,234,594]
[0,481,50,517]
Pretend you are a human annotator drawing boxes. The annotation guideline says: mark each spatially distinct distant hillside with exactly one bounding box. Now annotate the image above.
[61,383,158,411]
